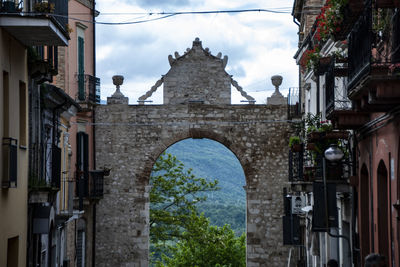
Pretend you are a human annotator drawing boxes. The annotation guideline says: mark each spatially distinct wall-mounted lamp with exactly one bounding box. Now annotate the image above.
[324,144,344,162]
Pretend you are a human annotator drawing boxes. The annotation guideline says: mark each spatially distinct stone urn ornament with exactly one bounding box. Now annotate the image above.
[112,75,125,98]
[267,75,286,105]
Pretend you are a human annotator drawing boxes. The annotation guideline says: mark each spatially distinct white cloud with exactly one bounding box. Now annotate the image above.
[95,0,298,104]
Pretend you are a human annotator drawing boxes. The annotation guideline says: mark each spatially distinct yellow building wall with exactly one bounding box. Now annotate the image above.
[0,28,28,267]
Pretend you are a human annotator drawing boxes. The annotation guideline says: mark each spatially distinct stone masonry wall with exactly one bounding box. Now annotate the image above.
[95,102,292,267]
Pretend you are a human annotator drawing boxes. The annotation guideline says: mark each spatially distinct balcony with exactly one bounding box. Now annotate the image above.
[75,74,101,110]
[0,0,69,46]
[289,133,352,193]
[2,137,17,188]
[347,6,400,110]
[29,46,58,83]
[29,145,61,192]
[325,57,370,129]
[76,170,104,201]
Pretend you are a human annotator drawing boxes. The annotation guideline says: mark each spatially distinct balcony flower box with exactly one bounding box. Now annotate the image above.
[324,131,349,140]
[376,0,400,8]
[291,143,303,152]
[306,143,318,151]
[348,0,364,12]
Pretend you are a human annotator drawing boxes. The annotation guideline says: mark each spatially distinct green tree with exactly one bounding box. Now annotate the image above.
[159,212,246,267]
[150,153,219,256]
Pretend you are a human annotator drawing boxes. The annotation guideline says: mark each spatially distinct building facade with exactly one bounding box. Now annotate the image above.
[288,0,400,266]
[57,0,103,266]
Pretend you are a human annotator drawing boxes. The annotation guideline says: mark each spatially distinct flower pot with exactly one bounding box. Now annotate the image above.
[324,131,349,140]
[348,0,364,12]
[307,132,321,142]
[291,144,303,152]
[376,0,398,8]
[306,143,317,151]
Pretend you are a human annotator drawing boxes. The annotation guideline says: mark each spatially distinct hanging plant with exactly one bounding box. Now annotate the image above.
[314,0,349,43]
[299,46,321,73]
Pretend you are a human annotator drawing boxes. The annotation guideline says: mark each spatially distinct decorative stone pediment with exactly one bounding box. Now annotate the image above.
[163,37,231,105]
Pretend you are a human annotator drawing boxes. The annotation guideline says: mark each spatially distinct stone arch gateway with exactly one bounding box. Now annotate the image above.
[95,38,292,266]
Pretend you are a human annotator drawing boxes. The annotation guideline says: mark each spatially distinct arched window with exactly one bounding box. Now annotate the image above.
[377,160,389,261]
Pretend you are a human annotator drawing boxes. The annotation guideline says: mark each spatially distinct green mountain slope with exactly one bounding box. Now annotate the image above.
[165,138,246,234]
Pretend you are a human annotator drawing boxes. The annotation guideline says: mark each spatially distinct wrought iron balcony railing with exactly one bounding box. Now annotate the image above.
[288,87,301,119]
[288,147,303,182]
[90,170,104,198]
[76,170,104,200]
[325,58,351,117]
[76,74,101,104]
[2,138,17,188]
[348,6,400,94]
[1,0,68,32]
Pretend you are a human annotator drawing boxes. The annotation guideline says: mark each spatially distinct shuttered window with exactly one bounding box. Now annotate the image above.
[78,37,85,100]
[77,132,89,197]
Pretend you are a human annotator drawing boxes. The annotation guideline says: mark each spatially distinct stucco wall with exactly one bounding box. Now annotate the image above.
[0,29,28,267]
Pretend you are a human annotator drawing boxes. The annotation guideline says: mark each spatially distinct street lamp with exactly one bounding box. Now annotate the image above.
[324,144,344,162]
[322,144,351,266]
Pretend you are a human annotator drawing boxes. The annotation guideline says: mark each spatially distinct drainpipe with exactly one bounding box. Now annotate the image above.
[92,2,97,266]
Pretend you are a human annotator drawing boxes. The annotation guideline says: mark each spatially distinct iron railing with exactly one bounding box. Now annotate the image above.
[1,0,68,32]
[348,5,400,93]
[77,74,101,104]
[90,171,104,198]
[76,170,104,199]
[2,138,17,188]
[326,58,351,116]
[288,147,303,182]
[288,87,301,119]
[348,5,372,91]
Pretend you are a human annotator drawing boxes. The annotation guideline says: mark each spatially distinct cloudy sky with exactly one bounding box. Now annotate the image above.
[94,0,298,104]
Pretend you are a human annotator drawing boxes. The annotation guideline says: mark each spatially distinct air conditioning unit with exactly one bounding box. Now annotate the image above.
[2,138,17,188]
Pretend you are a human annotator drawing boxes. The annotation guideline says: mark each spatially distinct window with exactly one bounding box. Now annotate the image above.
[7,236,19,267]
[77,132,89,197]
[3,71,9,136]
[78,36,85,100]
[19,81,27,147]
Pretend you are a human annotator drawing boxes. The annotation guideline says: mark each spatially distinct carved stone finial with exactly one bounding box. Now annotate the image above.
[108,75,128,104]
[174,51,180,58]
[193,37,202,47]
[217,52,222,58]
[271,75,283,90]
[168,55,174,66]
[267,75,286,105]
[112,75,124,96]
[222,55,228,68]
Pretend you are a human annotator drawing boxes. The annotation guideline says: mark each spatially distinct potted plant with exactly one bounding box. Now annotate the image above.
[289,136,302,152]
[33,2,55,13]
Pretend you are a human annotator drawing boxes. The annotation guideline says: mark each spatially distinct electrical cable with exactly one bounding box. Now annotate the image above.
[3,8,292,26]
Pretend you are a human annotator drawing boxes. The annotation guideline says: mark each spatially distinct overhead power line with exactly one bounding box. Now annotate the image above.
[10,8,291,26]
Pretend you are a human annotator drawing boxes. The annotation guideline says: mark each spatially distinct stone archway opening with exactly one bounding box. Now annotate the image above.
[149,137,247,263]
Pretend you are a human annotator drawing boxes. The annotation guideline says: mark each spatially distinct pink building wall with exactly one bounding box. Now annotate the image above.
[357,115,400,266]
